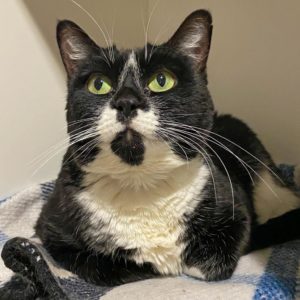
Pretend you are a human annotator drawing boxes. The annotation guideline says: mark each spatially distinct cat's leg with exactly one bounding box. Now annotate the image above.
[253,167,300,224]
[182,206,249,281]
[249,165,300,250]
[213,115,300,225]
[44,243,158,286]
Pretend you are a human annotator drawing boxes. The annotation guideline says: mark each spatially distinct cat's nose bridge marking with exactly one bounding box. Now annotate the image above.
[127,51,138,70]
[111,51,147,123]
[118,51,141,91]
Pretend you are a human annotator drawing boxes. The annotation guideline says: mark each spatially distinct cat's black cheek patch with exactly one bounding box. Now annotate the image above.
[111,130,144,165]
[71,139,101,166]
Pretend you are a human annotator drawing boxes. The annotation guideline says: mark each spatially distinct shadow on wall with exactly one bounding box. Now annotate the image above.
[21,0,148,72]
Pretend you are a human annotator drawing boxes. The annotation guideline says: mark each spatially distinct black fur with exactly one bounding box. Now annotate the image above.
[35,10,300,286]
[111,130,144,165]
[249,208,300,252]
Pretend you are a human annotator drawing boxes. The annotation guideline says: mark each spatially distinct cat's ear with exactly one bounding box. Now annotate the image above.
[166,10,213,71]
[56,20,98,76]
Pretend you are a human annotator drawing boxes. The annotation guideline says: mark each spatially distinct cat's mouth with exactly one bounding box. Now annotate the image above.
[110,129,145,165]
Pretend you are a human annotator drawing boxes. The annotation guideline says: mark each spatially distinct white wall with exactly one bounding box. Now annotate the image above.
[1,0,299,195]
[0,0,148,195]
[0,0,65,195]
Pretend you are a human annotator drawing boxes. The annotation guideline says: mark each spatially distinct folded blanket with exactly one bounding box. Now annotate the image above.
[0,165,299,300]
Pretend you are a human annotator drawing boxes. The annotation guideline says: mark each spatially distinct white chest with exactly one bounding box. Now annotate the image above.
[77,162,209,275]
[77,138,209,275]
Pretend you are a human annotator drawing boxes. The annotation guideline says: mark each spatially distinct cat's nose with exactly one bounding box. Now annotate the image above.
[112,87,145,120]
[114,96,139,118]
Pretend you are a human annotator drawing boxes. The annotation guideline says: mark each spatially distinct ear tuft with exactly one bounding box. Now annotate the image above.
[57,20,98,76]
[167,10,213,71]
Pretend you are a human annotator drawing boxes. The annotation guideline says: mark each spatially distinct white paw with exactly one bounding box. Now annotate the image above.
[183,266,206,280]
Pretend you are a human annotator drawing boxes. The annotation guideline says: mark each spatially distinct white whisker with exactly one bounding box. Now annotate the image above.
[69,0,112,65]
[148,16,173,62]
[171,130,235,218]
[28,126,96,167]
[30,128,98,176]
[159,128,219,205]
[157,129,189,163]
[64,138,98,165]
[144,0,161,60]
[162,120,283,184]
[161,122,279,199]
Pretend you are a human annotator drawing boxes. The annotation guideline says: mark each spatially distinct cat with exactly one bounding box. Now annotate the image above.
[35,10,300,285]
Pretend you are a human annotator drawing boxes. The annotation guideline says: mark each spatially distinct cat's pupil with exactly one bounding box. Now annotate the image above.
[94,77,103,90]
[156,73,166,87]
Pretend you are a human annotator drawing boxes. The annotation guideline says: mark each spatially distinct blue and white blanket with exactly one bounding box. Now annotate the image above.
[0,166,299,299]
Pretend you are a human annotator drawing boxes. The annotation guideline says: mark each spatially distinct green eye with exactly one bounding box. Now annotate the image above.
[148,70,176,93]
[87,74,112,95]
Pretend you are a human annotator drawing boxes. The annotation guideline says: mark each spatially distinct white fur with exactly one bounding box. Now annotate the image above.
[183,266,205,279]
[75,73,212,275]
[66,38,88,60]
[130,109,160,140]
[96,105,125,143]
[254,171,300,224]
[182,27,203,50]
[127,51,138,70]
[180,24,205,61]
[88,103,168,189]
[117,51,140,88]
[78,160,209,275]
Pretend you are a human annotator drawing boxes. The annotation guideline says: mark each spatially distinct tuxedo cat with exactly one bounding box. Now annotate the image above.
[36,10,300,285]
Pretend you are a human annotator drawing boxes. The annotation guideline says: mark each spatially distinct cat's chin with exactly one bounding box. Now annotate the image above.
[110,129,145,166]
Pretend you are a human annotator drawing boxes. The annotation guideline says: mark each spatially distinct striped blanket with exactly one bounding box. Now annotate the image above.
[0,165,299,299]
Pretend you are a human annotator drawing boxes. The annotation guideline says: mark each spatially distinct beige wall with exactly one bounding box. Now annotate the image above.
[148,0,300,165]
[0,0,299,195]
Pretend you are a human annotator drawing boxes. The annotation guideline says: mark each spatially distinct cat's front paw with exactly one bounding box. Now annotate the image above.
[183,262,236,281]
[204,264,235,281]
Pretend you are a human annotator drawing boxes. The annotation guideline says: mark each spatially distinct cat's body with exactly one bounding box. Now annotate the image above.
[36,10,300,285]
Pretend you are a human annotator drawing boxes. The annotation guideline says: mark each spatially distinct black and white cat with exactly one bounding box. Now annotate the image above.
[36,10,300,285]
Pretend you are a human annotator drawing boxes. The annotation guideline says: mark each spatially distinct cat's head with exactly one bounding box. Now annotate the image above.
[57,10,214,176]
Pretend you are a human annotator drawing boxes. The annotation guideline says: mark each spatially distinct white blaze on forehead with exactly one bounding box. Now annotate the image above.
[126,50,138,70]
[118,50,139,86]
